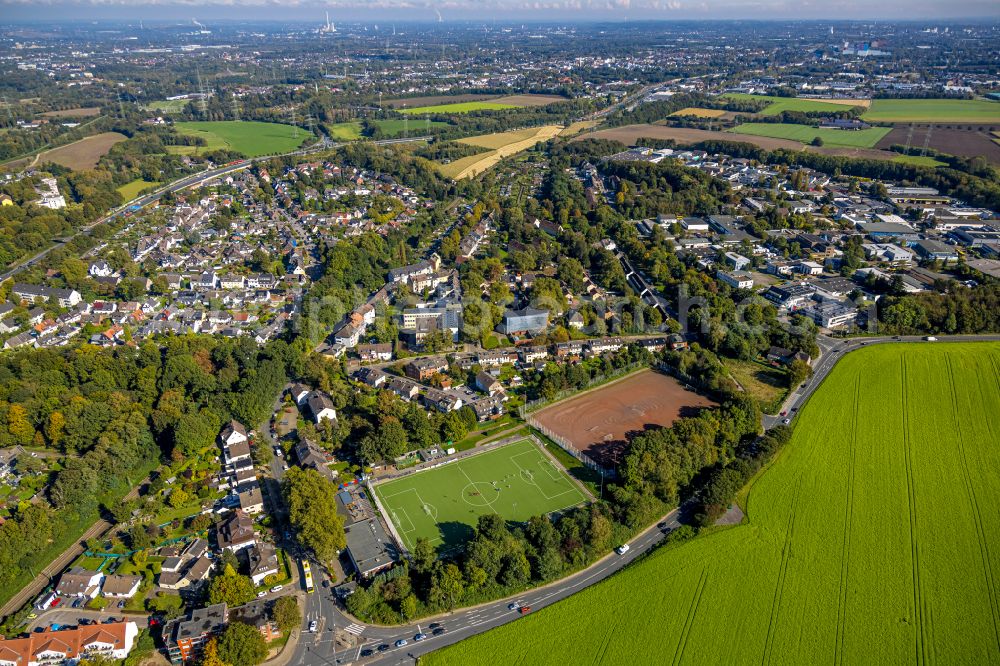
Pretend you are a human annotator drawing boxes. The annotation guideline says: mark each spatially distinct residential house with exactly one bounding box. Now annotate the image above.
[470,395,506,422]
[216,510,256,552]
[475,371,504,396]
[238,486,264,515]
[385,376,420,401]
[11,284,81,308]
[0,621,139,666]
[422,388,463,413]
[405,357,449,382]
[247,543,279,585]
[55,568,104,599]
[288,383,311,405]
[163,604,228,663]
[220,421,249,448]
[306,391,337,424]
[355,367,387,388]
[357,343,392,362]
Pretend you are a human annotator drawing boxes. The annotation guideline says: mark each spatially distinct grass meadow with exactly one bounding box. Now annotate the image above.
[170,121,308,157]
[373,438,586,553]
[398,101,518,115]
[729,122,892,148]
[426,343,1000,666]
[862,98,1000,123]
[723,93,866,116]
[117,178,161,200]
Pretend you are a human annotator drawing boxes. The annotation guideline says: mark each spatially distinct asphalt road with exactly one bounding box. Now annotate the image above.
[0,136,430,285]
[287,334,1000,666]
[288,510,682,666]
[761,333,1000,429]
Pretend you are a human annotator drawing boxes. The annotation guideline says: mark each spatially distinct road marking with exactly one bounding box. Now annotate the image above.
[344,623,365,636]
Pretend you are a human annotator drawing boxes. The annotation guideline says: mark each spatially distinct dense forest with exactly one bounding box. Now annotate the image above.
[0,336,299,603]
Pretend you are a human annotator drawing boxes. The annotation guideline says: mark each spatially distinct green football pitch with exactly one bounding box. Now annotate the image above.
[373,439,587,553]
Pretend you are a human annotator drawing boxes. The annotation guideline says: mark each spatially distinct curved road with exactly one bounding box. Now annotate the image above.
[761,333,1000,429]
[0,136,430,284]
[291,509,681,666]
[289,334,1000,666]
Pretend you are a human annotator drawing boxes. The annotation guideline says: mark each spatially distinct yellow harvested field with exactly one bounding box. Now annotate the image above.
[670,107,726,118]
[442,125,562,179]
[559,120,599,136]
[799,97,872,108]
[34,132,127,170]
[458,127,548,149]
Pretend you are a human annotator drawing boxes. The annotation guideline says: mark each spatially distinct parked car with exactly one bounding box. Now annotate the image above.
[257,591,267,598]
[270,585,283,593]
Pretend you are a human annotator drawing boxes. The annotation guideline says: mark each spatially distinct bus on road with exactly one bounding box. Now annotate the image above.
[302,560,315,593]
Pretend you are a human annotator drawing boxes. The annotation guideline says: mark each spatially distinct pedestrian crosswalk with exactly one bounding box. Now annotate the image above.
[343,623,365,636]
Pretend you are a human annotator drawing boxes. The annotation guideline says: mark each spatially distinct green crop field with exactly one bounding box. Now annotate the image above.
[398,101,518,115]
[374,438,587,553]
[722,93,865,116]
[326,119,451,141]
[326,122,363,141]
[117,178,161,200]
[146,99,188,113]
[374,118,450,136]
[427,343,1000,666]
[893,154,947,168]
[863,98,1000,123]
[729,122,892,148]
[171,121,309,157]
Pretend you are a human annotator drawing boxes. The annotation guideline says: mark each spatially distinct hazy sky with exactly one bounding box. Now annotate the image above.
[2,0,998,22]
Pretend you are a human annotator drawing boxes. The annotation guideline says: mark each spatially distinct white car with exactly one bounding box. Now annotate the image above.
[274,447,283,457]
[616,544,630,555]
[270,585,283,593]
[257,591,267,598]
[308,620,318,633]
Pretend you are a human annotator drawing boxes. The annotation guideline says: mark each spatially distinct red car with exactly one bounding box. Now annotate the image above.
[519,606,532,615]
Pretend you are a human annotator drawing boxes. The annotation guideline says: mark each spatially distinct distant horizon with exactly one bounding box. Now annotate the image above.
[4,17,1000,24]
[1,1,998,24]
